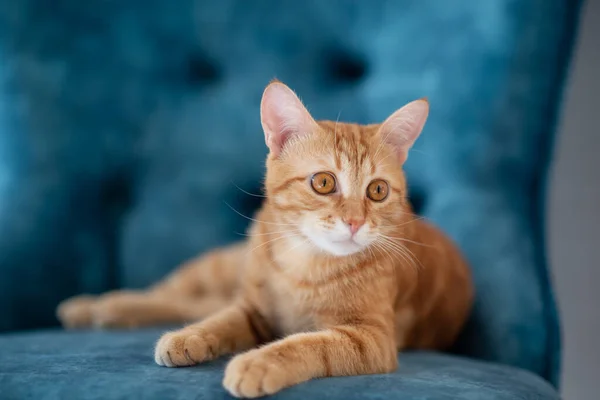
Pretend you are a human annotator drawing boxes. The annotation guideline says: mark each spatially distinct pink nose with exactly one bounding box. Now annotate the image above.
[345,218,365,235]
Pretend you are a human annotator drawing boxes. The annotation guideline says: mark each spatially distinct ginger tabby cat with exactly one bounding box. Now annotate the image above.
[57,81,473,398]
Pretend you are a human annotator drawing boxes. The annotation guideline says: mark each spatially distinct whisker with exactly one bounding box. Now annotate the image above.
[231,181,267,198]
[374,145,430,178]
[374,151,398,168]
[371,242,387,263]
[381,237,424,271]
[371,133,388,163]
[378,234,434,248]
[380,238,414,268]
[366,243,377,262]
[279,237,310,258]
[378,236,421,271]
[244,233,299,257]
[381,241,406,267]
[234,229,300,237]
[224,202,298,227]
[373,241,399,266]
[402,244,424,270]
[370,242,394,270]
[385,209,414,215]
[372,117,411,162]
[379,216,427,228]
[366,245,388,272]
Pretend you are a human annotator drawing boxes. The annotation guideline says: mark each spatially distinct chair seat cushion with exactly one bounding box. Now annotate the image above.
[0,329,558,399]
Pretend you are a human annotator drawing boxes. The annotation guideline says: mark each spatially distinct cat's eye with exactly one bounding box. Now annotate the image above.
[311,172,336,195]
[367,179,389,202]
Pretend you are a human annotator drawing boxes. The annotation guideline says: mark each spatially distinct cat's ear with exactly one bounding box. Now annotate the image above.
[378,99,429,164]
[260,81,318,157]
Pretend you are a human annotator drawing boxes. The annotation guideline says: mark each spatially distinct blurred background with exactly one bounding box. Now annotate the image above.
[549,1,600,399]
[0,1,597,399]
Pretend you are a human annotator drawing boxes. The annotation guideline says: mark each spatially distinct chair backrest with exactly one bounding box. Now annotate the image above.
[0,0,582,386]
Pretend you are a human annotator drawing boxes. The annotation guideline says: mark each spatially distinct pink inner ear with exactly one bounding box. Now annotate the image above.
[260,82,316,156]
[379,99,429,163]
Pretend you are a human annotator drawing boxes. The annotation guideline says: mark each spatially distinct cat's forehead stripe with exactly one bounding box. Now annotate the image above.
[330,124,379,184]
[339,158,354,197]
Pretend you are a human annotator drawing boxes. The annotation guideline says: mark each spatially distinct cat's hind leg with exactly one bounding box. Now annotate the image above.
[57,242,245,329]
[57,292,229,329]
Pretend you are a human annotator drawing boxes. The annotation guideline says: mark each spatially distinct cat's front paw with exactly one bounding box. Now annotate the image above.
[56,295,97,329]
[223,349,291,398]
[154,329,219,367]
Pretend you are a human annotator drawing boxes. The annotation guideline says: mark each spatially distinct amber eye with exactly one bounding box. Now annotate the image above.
[311,172,336,195]
[367,179,389,202]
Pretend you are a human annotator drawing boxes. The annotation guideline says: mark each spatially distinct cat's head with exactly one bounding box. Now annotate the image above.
[261,81,428,257]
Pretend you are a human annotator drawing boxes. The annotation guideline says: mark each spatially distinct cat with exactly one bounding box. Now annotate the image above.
[57,81,474,398]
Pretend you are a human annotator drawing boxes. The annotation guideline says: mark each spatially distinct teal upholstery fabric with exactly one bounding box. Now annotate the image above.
[0,0,582,392]
[0,329,559,400]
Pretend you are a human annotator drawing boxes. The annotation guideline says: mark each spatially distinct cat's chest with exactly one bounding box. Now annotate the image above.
[266,273,326,336]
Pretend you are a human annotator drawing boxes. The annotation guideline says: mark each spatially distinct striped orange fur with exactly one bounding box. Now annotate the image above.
[57,81,473,398]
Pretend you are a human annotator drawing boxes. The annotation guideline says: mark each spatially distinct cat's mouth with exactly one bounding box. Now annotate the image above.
[323,237,367,256]
[300,223,370,256]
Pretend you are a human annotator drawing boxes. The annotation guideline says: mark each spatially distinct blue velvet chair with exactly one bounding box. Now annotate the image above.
[0,1,581,398]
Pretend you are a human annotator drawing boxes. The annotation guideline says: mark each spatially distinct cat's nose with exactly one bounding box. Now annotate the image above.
[344,218,365,235]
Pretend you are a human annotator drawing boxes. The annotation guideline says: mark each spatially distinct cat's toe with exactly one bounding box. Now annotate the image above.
[56,295,96,329]
[223,350,289,398]
[154,330,216,367]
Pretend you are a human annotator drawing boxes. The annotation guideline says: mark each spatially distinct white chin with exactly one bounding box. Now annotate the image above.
[311,238,365,257]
